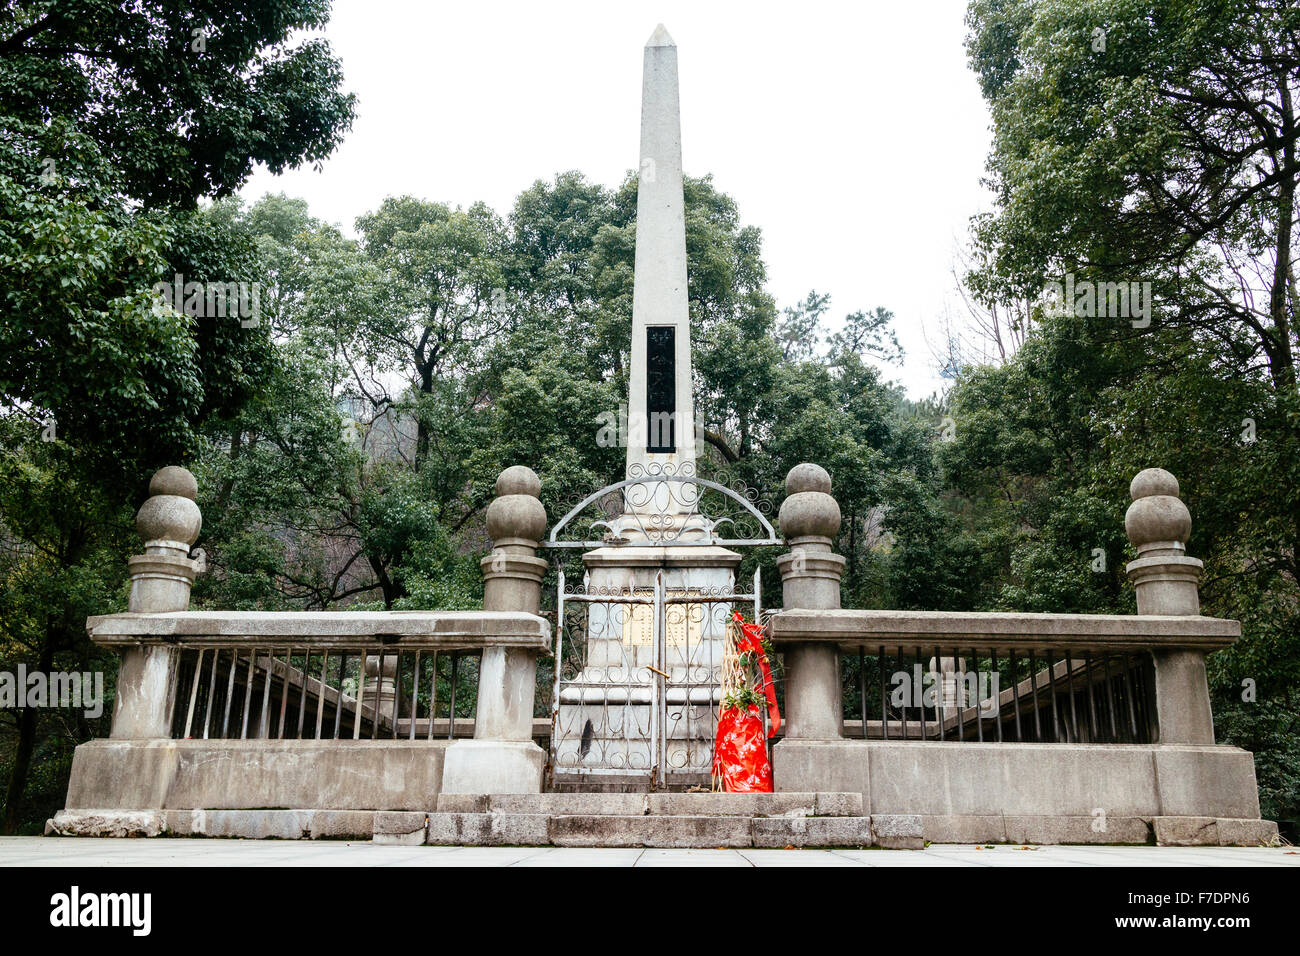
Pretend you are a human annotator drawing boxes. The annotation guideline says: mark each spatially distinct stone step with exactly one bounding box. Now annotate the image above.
[550,814,877,848]
[374,792,921,849]
[413,811,907,848]
[549,771,711,793]
[435,791,864,817]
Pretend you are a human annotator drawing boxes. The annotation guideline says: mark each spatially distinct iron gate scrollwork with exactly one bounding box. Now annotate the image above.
[540,466,776,789]
[548,572,760,789]
[544,462,782,550]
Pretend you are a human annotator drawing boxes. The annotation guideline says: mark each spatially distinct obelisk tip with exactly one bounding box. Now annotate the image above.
[645,23,675,48]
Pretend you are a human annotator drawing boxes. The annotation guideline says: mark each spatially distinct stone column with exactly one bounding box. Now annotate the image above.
[362,654,398,721]
[440,466,549,794]
[111,466,202,739]
[1124,467,1215,745]
[775,464,846,739]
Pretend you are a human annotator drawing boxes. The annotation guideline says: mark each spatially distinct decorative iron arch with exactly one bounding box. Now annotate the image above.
[542,470,781,551]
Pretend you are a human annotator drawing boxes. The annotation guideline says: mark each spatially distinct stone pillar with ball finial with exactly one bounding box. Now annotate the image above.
[440,466,549,793]
[775,463,847,739]
[110,466,203,739]
[1124,467,1216,745]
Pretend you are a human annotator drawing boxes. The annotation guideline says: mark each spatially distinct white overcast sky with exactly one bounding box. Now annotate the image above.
[240,0,994,399]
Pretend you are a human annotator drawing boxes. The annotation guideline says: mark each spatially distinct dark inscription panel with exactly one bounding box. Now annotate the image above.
[647,326,676,453]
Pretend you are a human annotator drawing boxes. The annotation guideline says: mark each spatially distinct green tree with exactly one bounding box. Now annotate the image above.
[960,0,1300,826]
[2,0,354,206]
[0,0,353,832]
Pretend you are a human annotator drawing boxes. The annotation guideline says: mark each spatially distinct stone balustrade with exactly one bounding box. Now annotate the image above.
[88,610,549,650]
[764,463,1275,846]
[767,609,1238,651]
[67,464,554,815]
[772,464,1231,747]
[89,610,549,743]
[59,460,1275,847]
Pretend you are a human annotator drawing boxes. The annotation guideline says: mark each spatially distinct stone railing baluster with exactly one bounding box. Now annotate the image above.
[110,467,202,739]
[775,463,847,740]
[440,465,549,793]
[1124,467,1216,745]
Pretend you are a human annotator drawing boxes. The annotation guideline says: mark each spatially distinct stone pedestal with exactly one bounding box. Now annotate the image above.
[1124,468,1215,745]
[440,740,545,795]
[443,466,549,794]
[774,464,846,742]
[552,543,741,779]
[111,467,202,740]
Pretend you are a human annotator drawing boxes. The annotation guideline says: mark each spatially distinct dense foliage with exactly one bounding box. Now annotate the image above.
[954,0,1300,828]
[0,0,354,832]
[1,0,1295,839]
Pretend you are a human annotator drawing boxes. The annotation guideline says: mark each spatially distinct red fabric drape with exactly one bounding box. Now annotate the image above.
[712,614,782,793]
[733,612,781,737]
[711,704,773,793]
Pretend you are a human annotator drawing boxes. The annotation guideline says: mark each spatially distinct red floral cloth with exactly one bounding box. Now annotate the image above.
[712,704,773,793]
[733,613,781,737]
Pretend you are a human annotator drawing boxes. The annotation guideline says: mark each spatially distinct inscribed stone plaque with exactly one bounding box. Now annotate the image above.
[623,599,701,647]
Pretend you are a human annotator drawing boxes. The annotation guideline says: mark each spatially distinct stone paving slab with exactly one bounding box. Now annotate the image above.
[750,815,874,848]
[549,813,756,848]
[434,792,862,817]
[4,837,1297,866]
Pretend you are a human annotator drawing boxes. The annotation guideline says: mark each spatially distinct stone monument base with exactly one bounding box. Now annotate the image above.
[773,738,1279,846]
[60,738,452,812]
[440,739,545,794]
[550,543,743,780]
[49,738,1279,846]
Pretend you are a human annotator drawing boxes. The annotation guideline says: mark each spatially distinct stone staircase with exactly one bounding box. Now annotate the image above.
[372,792,923,849]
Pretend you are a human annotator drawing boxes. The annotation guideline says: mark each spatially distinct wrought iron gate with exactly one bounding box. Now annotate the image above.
[539,465,779,790]
[548,569,761,789]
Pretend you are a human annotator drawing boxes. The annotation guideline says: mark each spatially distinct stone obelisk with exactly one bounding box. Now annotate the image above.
[623,22,697,513]
[553,26,741,787]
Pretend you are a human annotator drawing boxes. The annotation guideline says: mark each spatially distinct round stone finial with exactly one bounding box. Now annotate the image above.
[779,463,841,541]
[149,465,198,500]
[1129,467,1179,501]
[136,475,203,547]
[495,465,541,499]
[486,467,547,545]
[786,463,832,496]
[1124,468,1191,553]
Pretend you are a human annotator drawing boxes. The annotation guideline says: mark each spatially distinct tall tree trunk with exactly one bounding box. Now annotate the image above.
[368,554,396,609]
[1272,82,1300,579]
[213,428,244,513]
[2,638,55,834]
[1269,81,1297,392]
[415,363,433,471]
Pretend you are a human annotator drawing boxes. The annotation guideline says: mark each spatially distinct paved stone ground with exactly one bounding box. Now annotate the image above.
[2,837,1297,866]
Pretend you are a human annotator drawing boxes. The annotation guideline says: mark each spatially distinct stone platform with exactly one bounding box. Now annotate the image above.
[774,739,1280,846]
[412,791,915,848]
[10,837,1299,867]
[53,737,1278,848]
[48,792,923,849]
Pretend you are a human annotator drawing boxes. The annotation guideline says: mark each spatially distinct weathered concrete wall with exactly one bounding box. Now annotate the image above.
[773,739,1266,843]
[65,739,450,812]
